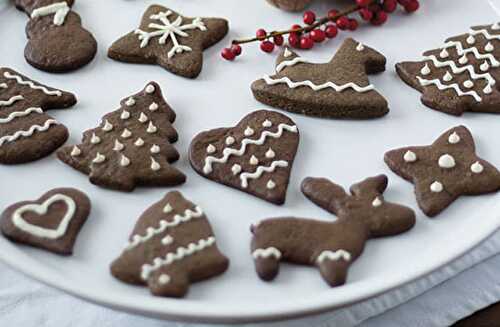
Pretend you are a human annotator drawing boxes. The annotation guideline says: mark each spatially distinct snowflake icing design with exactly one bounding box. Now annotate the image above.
[135,11,207,59]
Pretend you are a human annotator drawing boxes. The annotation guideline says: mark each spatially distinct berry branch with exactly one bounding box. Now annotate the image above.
[221,0,420,60]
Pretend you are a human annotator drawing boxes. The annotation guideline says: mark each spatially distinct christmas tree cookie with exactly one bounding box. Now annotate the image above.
[397,23,500,116]
[57,82,186,191]
[251,38,388,119]
[111,191,229,298]
[108,5,229,78]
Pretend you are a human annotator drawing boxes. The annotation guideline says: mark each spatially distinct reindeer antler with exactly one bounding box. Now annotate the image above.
[350,174,388,196]
[301,177,347,215]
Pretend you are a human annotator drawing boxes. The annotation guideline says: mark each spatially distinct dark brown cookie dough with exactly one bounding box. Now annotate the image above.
[111,191,229,298]
[251,38,388,119]
[108,5,229,78]
[189,110,299,205]
[1,188,91,255]
[15,0,97,73]
[251,175,415,286]
[385,125,500,217]
[0,67,76,164]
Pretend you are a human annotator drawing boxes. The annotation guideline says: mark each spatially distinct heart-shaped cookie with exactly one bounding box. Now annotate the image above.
[189,110,299,204]
[1,188,91,255]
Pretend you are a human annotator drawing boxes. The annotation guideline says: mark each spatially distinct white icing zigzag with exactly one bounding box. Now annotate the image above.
[141,236,216,280]
[0,107,43,124]
[469,27,500,41]
[262,75,375,93]
[0,119,59,147]
[0,95,23,107]
[417,76,481,102]
[203,123,298,174]
[3,72,62,96]
[125,206,203,251]
[275,57,310,73]
[252,247,282,260]
[316,249,352,263]
[240,160,288,188]
[442,41,500,67]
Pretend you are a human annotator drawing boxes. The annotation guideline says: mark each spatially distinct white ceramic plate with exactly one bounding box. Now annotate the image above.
[1,0,499,323]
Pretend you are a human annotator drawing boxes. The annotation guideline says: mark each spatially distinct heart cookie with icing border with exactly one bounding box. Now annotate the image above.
[0,188,91,255]
[189,110,299,205]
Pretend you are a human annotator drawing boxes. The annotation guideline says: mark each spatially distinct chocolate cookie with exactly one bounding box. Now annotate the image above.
[397,23,500,116]
[251,38,388,119]
[111,191,229,298]
[108,5,228,78]
[251,175,415,286]
[385,126,500,217]
[189,110,299,205]
[57,82,186,191]
[15,0,97,73]
[0,67,76,164]
[1,188,91,255]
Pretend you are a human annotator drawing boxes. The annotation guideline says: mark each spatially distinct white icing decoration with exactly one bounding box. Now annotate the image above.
[448,132,460,144]
[471,161,484,174]
[275,57,310,73]
[458,55,468,65]
[262,120,272,128]
[480,61,490,72]
[0,119,58,147]
[249,155,259,165]
[244,127,254,136]
[141,236,215,280]
[145,84,155,94]
[92,152,106,164]
[125,97,136,106]
[438,154,456,169]
[430,181,443,193]
[484,84,493,94]
[0,83,7,89]
[225,136,235,145]
[121,129,132,138]
[139,112,148,123]
[3,72,62,96]
[147,122,157,133]
[120,155,131,167]
[203,123,298,174]
[158,274,171,285]
[149,102,159,111]
[206,144,216,154]
[113,139,124,151]
[12,193,76,239]
[442,41,500,67]
[493,23,500,30]
[134,10,207,59]
[466,35,476,45]
[90,133,101,144]
[70,145,81,157]
[102,120,113,132]
[283,48,292,58]
[443,71,453,82]
[252,247,281,260]
[439,48,449,58]
[262,75,375,93]
[231,164,242,175]
[316,249,351,263]
[151,157,160,171]
[163,203,173,213]
[469,27,500,41]
[120,110,130,120]
[403,150,417,163]
[463,80,474,89]
[134,138,145,147]
[416,76,481,102]
[372,197,383,207]
[150,144,160,154]
[485,42,494,52]
[0,95,24,107]
[161,235,173,245]
[356,43,365,51]
[420,64,431,76]
[266,180,276,189]
[0,107,42,124]
[265,148,275,159]
[31,2,70,26]
[240,160,288,188]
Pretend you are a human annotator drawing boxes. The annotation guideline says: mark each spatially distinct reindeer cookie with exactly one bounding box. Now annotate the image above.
[385,126,500,217]
[397,23,500,116]
[251,175,415,286]
[111,191,229,298]
[252,38,388,119]
[15,0,97,72]
[108,5,229,78]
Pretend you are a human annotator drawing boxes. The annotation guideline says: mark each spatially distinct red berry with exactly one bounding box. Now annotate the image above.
[300,36,314,49]
[348,19,359,31]
[256,28,267,39]
[383,0,398,13]
[404,0,420,13]
[221,48,235,61]
[310,29,326,43]
[359,8,373,21]
[368,3,383,12]
[291,24,302,33]
[371,11,388,25]
[303,11,316,25]
[260,41,275,53]
[288,33,300,48]
[356,0,372,6]
[397,0,411,5]
[230,44,242,56]
[325,24,338,38]
[327,9,340,20]
[273,34,284,46]
[336,16,350,30]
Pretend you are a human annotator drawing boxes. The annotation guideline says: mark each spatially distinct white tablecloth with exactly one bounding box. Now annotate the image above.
[2,229,500,327]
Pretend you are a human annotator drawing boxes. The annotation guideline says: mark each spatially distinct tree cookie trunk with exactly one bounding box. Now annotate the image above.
[266,0,314,11]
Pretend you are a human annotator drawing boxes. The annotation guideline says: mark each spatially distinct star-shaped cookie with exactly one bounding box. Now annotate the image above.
[108,5,228,78]
[385,125,500,217]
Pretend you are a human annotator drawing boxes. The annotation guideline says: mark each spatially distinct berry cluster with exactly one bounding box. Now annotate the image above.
[221,0,420,61]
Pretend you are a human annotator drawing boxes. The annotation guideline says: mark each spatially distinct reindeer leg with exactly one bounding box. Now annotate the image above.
[252,247,282,281]
[147,268,189,298]
[316,250,352,287]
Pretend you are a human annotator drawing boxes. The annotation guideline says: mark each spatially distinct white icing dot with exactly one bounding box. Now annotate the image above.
[90,133,101,144]
[448,132,460,144]
[70,146,81,157]
[151,157,160,171]
[466,35,475,45]
[121,110,130,120]
[113,139,124,151]
[481,61,490,72]
[147,122,157,134]
[125,97,136,106]
[265,148,275,159]
[139,112,148,123]
[484,84,493,94]
[92,152,106,164]
[244,127,254,136]
[262,119,272,128]
[430,181,443,193]
[459,55,468,65]
[420,64,431,76]
[266,180,276,189]
[120,155,130,167]
[493,22,500,30]
[225,136,235,145]
[134,138,145,147]
[121,129,132,138]
[284,48,292,57]
[206,144,216,154]
[161,235,173,245]
[163,203,173,213]
[439,48,449,58]
[145,84,155,94]
[438,154,456,169]
[443,71,453,82]
[463,80,474,89]
[372,197,383,207]
[471,161,484,174]
[231,164,242,175]
[102,120,113,132]
[249,155,259,165]
[356,43,365,51]
[485,42,494,52]
[404,150,417,163]
[158,274,170,285]
[149,102,159,111]
[150,144,160,154]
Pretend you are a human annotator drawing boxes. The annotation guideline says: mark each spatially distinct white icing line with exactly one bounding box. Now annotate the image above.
[31,2,70,26]
[240,160,288,188]
[252,247,281,260]
[316,249,351,263]
[3,72,62,96]
[469,28,500,41]
[0,119,58,146]
[0,83,7,89]
[442,41,500,67]
[0,107,43,124]
[0,95,24,107]
[417,76,481,102]
[262,75,375,93]
[275,57,310,73]
[203,123,298,174]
